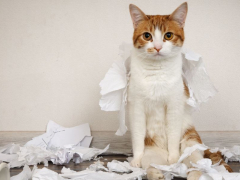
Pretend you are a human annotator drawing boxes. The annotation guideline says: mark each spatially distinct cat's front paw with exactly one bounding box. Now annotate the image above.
[130,157,142,168]
[168,152,179,164]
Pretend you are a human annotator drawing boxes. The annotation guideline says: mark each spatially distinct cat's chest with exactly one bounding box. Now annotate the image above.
[139,69,177,100]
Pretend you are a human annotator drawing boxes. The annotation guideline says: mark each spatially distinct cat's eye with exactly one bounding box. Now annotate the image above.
[164,32,174,40]
[143,32,152,41]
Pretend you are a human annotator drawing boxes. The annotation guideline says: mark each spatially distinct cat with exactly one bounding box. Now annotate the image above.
[128,2,232,180]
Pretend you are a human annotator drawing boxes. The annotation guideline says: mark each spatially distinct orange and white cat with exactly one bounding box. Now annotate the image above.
[128,2,232,180]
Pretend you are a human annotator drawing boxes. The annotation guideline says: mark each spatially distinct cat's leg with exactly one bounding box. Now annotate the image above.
[181,127,203,180]
[129,100,146,168]
[141,146,169,180]
[166,99,184,164]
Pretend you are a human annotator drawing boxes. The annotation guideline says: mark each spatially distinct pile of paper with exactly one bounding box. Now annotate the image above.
[210,145,240,163]
[9,159,146,180]
[151,144,240,180]
[0,121,109,168]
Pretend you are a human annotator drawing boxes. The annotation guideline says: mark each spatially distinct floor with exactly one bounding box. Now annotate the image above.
[1,131,240,179]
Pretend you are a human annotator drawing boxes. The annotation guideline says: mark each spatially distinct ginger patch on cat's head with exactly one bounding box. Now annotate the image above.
[129,3,188,60]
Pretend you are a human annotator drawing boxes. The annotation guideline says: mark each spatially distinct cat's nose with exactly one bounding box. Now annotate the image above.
[154,47,162,52]
[154,42,162,52]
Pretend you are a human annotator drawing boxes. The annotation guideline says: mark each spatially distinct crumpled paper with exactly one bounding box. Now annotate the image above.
[151,144,240,180]
[10,160,146,180]
[0,143,109,168]
[0,121,109,168]
[89,160,108,171]
[107,160,132,173]
[210,145,240,163]
[151,144,208,180]
[99,43,217,135]
[61,160,146,180]
[5,144,240,180]
[188,159,240,180]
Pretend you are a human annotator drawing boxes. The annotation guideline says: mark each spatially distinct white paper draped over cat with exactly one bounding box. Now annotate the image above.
[99,42,217,136]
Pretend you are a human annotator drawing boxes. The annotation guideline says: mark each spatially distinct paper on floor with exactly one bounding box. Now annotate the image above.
[26,120,92,149]
[107,160,132,173]
[6,144,240,180]
[10,165,34,180]
[60,160,146,180]
[10,159,146,180]
[151,144,208,180]
[5,144,109,168]
[0,121,111,169]
[188,159,240,180]
[151,144,240,180]
[89,160,108,171]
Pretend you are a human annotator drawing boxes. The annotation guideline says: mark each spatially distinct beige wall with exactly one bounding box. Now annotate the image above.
[0,0,240,131]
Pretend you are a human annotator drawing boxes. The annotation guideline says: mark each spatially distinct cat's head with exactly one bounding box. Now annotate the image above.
[129,2,188,60]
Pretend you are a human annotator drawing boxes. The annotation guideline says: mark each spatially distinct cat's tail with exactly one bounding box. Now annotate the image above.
[204,149,233,172]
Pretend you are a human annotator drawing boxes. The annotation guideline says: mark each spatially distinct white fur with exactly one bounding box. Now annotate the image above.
[128,31,203,179]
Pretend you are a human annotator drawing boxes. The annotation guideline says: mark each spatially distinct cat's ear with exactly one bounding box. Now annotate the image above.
[169,2,188,28]
[129,4,148,29]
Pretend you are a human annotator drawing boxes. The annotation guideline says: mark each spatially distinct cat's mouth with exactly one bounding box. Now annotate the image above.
[154,52,164,57]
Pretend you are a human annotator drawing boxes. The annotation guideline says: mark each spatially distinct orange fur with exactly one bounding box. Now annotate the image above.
[144,136,155,146]
[183,82,190,97]
[204,149,233,172]
[183,127,202,144]
[133,15,185,49]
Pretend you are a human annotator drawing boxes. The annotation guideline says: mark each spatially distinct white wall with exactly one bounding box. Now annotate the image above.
[0,0,240,131]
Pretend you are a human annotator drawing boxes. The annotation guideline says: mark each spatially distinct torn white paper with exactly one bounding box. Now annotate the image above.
[99,43,131,136]
[151,144,209,180]
[178,144,208,163]
[182,48,218,108]
[33,167,66,180]
[10,165,33,180]
[99,43,217,135]
[72,144,110,163]
[0,121,111,169]
[8,159,146,180]
[151,163,188,180]
[89,160,108,171]
[107,160,132,173]
[60,160,146,180]
[188,158,240,180]
[26,120,92,149]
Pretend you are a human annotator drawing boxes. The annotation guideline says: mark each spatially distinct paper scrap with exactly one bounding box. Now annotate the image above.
[26,120,92,149]
[99,43,131,136]
[33,167,66,180]
[89,160,108,171]
[182,48,218,108]
[178,144,208,163]
[10,165,33,180]
[107,160,132,173]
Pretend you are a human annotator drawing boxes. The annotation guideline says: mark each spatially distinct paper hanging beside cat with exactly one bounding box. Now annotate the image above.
[99,8,217,137]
